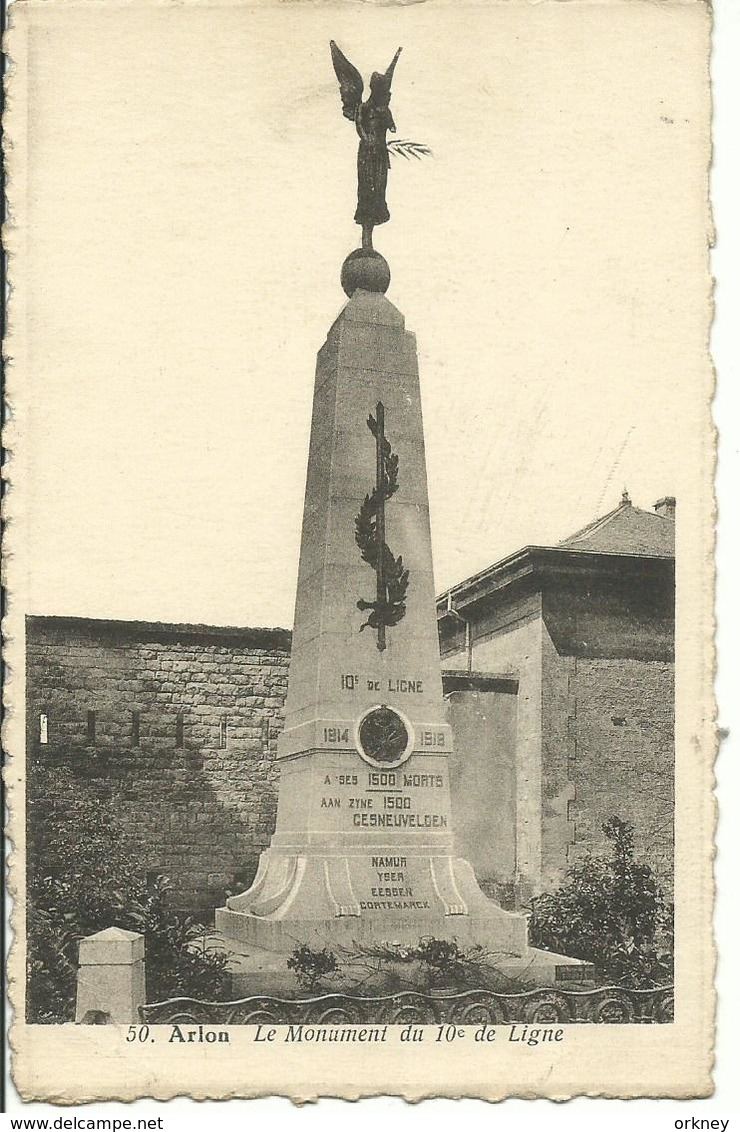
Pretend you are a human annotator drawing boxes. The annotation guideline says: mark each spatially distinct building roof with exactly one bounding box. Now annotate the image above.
[437,494,675,616]
[559,495,674,558]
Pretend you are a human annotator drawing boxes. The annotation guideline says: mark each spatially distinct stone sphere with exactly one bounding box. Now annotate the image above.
[341,248,391,298]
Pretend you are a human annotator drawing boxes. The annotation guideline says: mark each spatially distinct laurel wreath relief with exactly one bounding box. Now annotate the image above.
[355,408,410,650]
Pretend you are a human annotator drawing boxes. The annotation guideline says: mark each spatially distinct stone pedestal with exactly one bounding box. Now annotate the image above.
[75,927,145,1024]
[216,282,552,968]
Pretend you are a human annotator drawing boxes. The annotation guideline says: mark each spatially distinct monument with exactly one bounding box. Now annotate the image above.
[216,44,579,981]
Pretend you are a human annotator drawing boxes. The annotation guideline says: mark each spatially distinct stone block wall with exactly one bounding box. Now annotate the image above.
[567,657,674,891]
[26,617,291,915]
[540,644,674,894]
[540,573,675,894]
[26,616,521,917]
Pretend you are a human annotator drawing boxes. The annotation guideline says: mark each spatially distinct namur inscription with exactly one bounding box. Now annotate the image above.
[215,44,581,981]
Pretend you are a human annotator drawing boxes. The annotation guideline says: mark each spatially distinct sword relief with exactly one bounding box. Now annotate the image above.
[354,402,410,650]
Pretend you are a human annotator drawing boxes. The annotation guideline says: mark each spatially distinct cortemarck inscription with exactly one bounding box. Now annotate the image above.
[356,851,434,910]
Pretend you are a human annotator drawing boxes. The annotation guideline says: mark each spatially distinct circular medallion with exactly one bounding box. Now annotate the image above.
[356,705,413,769]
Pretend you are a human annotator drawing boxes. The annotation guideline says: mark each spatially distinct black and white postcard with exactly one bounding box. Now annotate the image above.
[3,0,715,1102]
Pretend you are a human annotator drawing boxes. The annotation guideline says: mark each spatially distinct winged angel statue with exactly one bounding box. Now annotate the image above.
[330,41,430,250]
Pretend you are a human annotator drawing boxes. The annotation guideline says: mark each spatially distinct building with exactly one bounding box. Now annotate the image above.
[438,493,675,901]
[25,495,675,914]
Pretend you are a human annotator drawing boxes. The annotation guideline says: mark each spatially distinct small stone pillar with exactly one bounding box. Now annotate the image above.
[75,927,145,1025]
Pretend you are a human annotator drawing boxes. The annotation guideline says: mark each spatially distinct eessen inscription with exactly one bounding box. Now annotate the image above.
[362,855,429,910]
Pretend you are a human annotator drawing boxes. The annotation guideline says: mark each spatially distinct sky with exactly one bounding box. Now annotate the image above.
[13,0,711,629]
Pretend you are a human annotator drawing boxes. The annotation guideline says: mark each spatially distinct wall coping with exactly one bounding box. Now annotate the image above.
[26,615,292,651]
[441,670,518,694]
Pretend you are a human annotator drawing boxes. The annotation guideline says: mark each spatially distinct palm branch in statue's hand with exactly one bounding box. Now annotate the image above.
[386,139,433,163]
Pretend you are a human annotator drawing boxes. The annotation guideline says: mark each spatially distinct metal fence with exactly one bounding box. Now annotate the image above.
[140,984,673,1026]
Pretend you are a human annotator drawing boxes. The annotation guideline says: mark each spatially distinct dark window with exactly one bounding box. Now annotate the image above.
[131,711,140,747]
[219,717,228,749]
[175,712,184,749]
[87,710,96,744]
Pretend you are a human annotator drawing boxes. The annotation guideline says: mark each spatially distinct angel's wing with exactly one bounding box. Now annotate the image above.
[330,40,364,121]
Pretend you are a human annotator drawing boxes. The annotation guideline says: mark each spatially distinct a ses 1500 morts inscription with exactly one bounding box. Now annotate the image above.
[318,767,448,832]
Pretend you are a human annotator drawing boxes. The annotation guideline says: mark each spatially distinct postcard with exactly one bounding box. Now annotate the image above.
[3,0,714,1102]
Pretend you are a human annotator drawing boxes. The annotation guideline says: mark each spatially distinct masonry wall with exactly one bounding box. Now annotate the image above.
[26,617,291,915]
[442,590,544,900]
[565,657,674,890]
[26,616,519,917]
[540,573,674,893]
[445,686,518,905]
[439,563,675,898]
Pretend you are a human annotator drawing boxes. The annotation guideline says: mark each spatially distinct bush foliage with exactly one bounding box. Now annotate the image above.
[286,937,533,995]
[528,817,673,988]
[286,945,340,992]
[26,763,230,1022]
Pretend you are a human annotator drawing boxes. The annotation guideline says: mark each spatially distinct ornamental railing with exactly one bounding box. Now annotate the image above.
[139,985,673,1026]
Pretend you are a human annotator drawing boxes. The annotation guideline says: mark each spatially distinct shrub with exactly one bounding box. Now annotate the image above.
[528,817,673,988]
[126,875,231,1002]
[286,945,340,992]
[349,937,529,993]
[286,937,530,995]
[26,763,231,1021]
[25,906,80,1024]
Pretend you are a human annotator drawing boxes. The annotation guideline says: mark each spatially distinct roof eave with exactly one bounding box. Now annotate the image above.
[437,546,674,619]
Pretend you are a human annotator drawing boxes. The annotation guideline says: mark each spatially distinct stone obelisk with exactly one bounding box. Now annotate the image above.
[217,265,527,954]
[216,41,548,967]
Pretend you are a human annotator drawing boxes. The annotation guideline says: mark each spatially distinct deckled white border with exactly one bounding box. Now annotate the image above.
[2,0,718,1105]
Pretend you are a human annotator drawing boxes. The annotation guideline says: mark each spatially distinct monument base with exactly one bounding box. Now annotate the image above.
[214,842,591,988]
[209,921,591,998]
[215,851,526,954]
